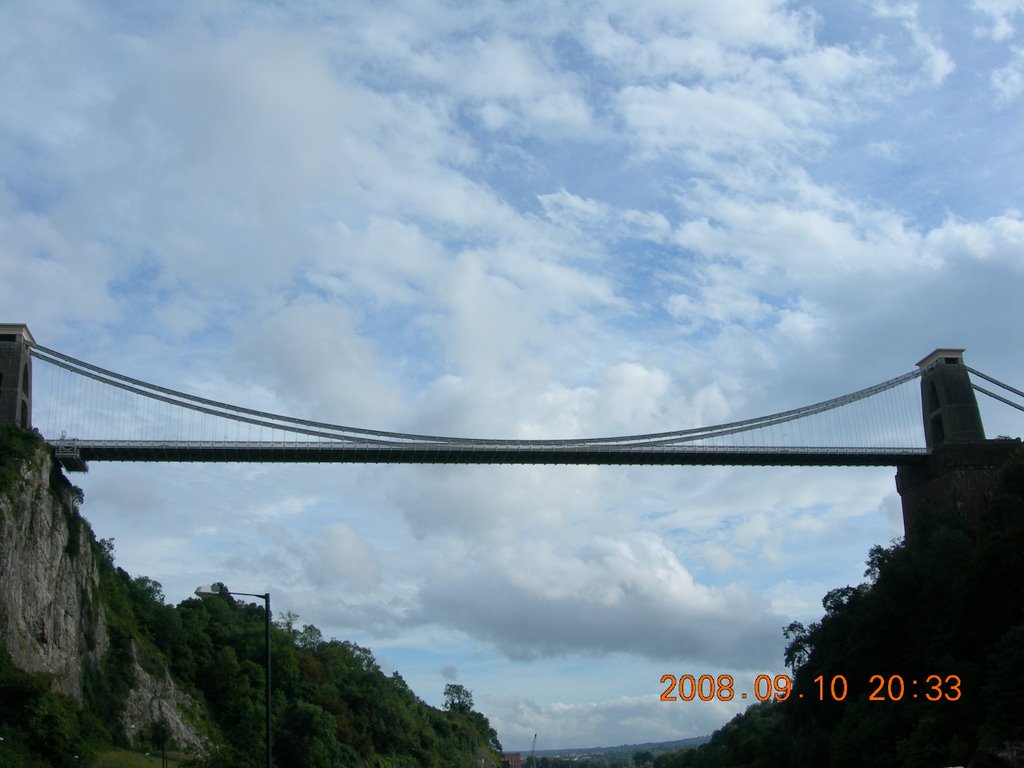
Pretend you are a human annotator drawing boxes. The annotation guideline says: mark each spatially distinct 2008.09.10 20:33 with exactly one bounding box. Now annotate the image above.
[659,673,962,702]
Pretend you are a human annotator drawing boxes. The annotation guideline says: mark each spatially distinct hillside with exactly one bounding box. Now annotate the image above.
[0,426,502,767]
[653,445,1024,768]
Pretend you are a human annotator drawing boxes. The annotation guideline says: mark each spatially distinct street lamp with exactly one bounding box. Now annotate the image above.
[195,583,272,768]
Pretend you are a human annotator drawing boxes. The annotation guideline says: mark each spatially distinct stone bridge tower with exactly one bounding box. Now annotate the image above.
[897,349,1019,539]
[918,348,985,448]
[0,324,34,429]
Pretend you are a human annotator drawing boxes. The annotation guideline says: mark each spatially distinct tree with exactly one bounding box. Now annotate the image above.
[634,749,655,766]
[443,683,474,713]
[297,623,324,650]
[782,620,812,673]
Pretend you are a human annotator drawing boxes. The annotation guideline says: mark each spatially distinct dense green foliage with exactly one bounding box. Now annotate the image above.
[0,646,98,767]
[655,447,1024,768]
[0,423,43,501]
[135,580,502,768]
[0,428,502,767]
[0,424,39,467]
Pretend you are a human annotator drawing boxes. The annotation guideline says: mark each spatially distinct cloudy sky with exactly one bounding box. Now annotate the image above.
[3,0,1024,751]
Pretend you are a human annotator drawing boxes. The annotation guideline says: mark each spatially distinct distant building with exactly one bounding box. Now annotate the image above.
[501,753,522,768]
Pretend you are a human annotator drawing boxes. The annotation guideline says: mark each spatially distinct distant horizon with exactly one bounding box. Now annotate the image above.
[520,734,710,755]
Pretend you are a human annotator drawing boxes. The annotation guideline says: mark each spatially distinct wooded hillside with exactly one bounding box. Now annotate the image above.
[0,426,502,767]
[654,447,1024,768]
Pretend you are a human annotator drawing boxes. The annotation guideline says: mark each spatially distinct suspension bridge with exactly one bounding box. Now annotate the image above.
[2,325,1020,476]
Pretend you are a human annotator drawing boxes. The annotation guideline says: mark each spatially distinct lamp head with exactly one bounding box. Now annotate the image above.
[194,583,224,597]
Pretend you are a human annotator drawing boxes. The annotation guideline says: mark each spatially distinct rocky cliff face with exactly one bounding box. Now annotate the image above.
[123,642,208,753]
[0,436,207,753]
[0,443,107,701]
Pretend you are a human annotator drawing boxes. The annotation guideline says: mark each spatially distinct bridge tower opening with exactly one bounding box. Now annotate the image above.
[897,348,1019,541]
[917,348,985,448]
[0,324,34,430]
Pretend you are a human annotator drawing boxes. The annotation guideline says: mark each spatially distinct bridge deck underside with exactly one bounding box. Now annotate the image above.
[52,441,930,470]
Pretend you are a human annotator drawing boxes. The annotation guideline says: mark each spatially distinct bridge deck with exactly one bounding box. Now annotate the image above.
[51,440,930,471]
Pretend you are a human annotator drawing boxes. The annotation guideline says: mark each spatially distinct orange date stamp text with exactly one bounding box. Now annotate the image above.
[660,673,962,702]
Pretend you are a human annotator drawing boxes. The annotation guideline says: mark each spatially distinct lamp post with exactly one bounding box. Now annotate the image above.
[195,583,272,768]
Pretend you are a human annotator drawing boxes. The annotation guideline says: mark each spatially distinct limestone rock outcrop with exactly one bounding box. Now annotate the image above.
[122,642,208,754]
[0,437,206,754]
[0,445,106,701]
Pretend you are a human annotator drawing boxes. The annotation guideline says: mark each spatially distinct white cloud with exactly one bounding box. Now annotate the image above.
[252,496,320,520]
[618,81,822,164]
[596,363,671,428]
[867,140,901,160]
[587,0,813,59]
[234,300,407,426]
[414,533,785,667]
[873,2,956,85]
[991,46,1024,103]
[310,523,381,591]
[923,211,1024,266]
[912,26,956,84]
[387,464,609,539]
[783,46,882,93]
[0,183,121,332]
[972,0,1024,39]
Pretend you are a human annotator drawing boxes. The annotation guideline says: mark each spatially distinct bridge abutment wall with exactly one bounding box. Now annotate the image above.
[896,439,1021,540]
